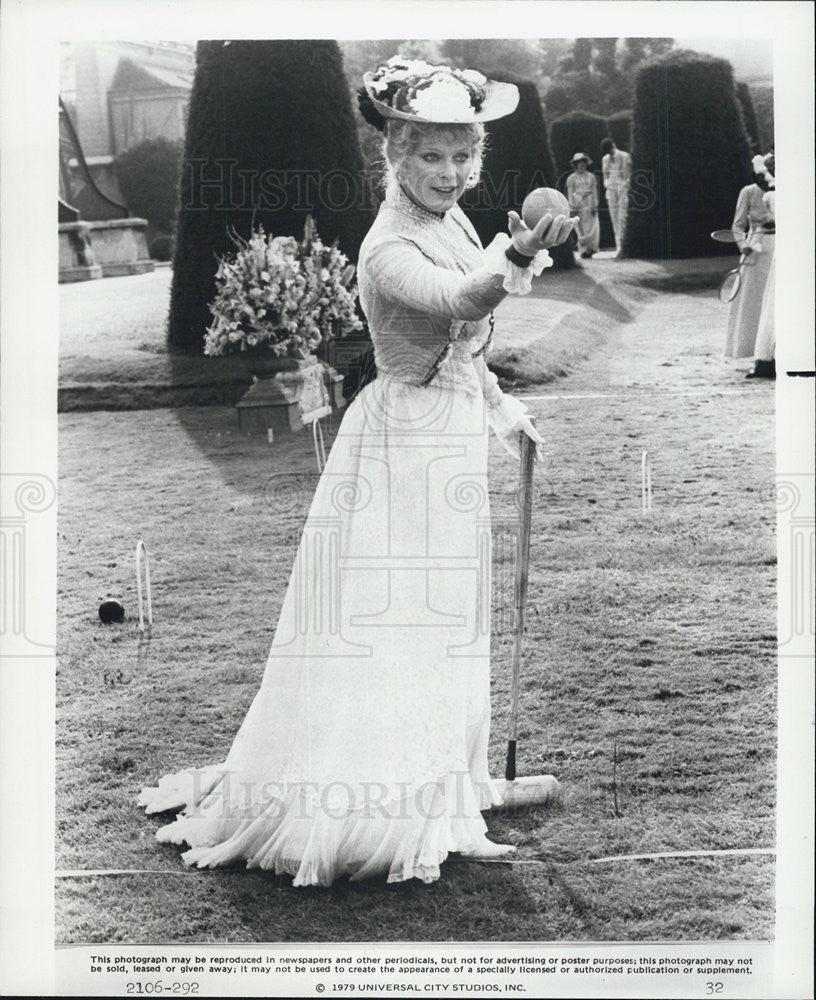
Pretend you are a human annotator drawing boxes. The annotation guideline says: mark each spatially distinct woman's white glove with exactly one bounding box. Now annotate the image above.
[497,413,545,463]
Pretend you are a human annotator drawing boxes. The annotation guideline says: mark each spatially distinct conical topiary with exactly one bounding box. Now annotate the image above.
[623,50,752,259]
[167,40,374,354]
[460,70,575,269]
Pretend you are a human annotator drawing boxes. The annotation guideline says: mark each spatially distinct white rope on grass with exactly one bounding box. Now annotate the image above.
[470,847,776,866]
[519,388,760,402]
[55,848,776,879]
[588,847,776,864]
[56,867,246,878]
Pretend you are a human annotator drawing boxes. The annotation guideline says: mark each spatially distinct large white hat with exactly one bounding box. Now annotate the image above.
[359,57,519,130]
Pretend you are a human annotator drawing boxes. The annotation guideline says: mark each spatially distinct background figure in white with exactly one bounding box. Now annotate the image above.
[566,153,599,258]
[601,137,632,255]
[748,154,776,379]
[723,154,775,361]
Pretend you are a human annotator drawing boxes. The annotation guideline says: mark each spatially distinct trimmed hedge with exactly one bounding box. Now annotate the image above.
[749,84,775,153]
[461,71,574,269]
[550,110,614,249]
[149,235,174,262]
[549,109,609,180]
[606,110,633,152]
[736,82,761,153]
[623,50,753,260]
[113,137,183,232]
[168,40,373,354]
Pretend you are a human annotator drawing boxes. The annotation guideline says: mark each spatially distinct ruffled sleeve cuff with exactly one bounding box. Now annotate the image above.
[487,391,530,441]
[482,234,553,295]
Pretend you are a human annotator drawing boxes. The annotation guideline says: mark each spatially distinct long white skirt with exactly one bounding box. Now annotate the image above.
[753,253,775,362]
[724,235,774,359]
[138,375,507,886]
[576,206,600,254]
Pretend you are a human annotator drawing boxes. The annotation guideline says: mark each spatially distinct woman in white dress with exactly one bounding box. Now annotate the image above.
[746,154,775,379]
[566,153,600,258]
[138,57,577,887]
[723,155,775,361]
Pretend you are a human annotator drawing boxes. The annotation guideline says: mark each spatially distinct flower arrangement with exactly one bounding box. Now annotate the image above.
[368,56,487,120]
[204,216,362,359]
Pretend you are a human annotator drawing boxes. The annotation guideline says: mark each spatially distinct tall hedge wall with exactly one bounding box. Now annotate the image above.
[736,82,761,153]
[623,50,753,260]
[550,110,614,249]
[749,84,775,153]
[168,40,373,353]
[549,109,609,181]
[605,110,633,152]
[460,71,574,269]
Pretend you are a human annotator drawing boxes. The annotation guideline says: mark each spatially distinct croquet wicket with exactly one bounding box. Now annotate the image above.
[135,539,153,632]
[641,451,653,512]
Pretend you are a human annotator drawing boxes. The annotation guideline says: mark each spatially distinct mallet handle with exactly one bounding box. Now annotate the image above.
[506,419,536,782]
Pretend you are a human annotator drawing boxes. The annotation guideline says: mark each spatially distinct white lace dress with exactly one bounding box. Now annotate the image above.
[137,185,551,886]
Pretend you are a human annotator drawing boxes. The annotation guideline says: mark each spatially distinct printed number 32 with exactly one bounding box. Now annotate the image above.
[706,984,724,995]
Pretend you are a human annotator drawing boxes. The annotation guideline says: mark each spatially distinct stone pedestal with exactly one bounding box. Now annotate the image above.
[58,222,102,282]
[236,356,345,434]
[59,217,154,282]
[87,218,154,277]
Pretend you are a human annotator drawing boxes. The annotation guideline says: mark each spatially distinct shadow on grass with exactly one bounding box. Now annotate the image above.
[529,264,639,325]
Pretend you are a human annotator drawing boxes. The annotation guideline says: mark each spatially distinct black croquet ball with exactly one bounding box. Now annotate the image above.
[99,599,125,624]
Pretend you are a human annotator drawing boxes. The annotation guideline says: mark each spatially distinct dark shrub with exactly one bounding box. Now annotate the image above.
[113,137,183,232]
[542,84,573,120]
[550,110,614,248]
[168,40,374,354]
[736,82,761,153]
[623,50,752,259]
[461,70,574,269]
[149,234,174,262]
[606,110,633,151]
[549,109,609,179]
[749,83,775,152]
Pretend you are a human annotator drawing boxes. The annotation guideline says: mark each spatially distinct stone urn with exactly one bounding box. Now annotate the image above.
[235,349,345,433]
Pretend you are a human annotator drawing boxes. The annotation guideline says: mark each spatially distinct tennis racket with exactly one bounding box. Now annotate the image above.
[710,228,774,304]
[710,227,775,244]
[718,267,743,303]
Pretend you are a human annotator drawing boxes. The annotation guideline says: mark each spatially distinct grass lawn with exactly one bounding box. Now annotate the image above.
[56,289,775,943]
[58,257,724,402]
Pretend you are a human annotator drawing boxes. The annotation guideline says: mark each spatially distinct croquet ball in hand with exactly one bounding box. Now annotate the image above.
[521,187,571,229]
[99,599,125,624]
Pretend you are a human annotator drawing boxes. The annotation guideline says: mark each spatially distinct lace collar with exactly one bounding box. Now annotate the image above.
[387,183,447,224]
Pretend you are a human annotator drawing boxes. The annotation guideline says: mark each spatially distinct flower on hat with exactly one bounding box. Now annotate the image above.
[368,57,486,116]
[408,73,475,120]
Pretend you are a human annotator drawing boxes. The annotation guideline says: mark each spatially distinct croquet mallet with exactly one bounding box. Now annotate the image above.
[492,417,560,809]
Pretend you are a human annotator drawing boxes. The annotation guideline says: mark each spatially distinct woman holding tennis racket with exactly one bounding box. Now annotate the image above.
[747,154,776,379]
[723,154,775,362]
